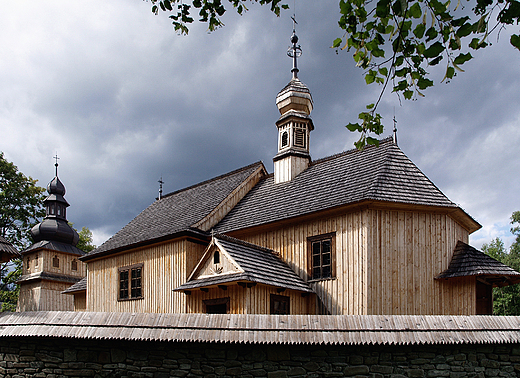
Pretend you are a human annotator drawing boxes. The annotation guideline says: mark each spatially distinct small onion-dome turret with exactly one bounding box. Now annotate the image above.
[30,166,79,246]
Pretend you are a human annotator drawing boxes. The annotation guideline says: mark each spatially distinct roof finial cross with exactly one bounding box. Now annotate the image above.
[287,13,302,80]
[53,153,60,177]
[158,176,164,200]
[393,109,398,146]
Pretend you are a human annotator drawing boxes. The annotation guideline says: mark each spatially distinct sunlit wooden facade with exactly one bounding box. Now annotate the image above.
[72,68,520,316]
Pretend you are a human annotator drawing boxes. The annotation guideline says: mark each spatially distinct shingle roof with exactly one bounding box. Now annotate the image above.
[174,235,313,293]
[436,241,520,286]
[215,138,467,233]
[2,312,520,345]
[0,235,19,259]
[62,277,87,294]
[23,240,86,256]
[83,162,265,260]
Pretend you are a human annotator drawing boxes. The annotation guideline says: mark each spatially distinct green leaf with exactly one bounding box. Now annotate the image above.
[366,137,380,146]
[366,103,375,109]
[417,77,434,89]
[425,27,438,41]
[511,34,520,51]
[414,23,426,38]
[379,67,388,77]
[346,123,362,132]
[453,52,473,65]
[409,2,422,18]
[332,38,342,48]
[403,89,414,99]
[456,23,474,38]
[423,41,444,58]
[441,66,455,82]
[365,70,376,84]
[163,0,172,11]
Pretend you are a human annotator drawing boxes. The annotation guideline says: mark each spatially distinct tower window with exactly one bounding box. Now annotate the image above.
[35,254,38,266]
[119,263,143,300]
[26,258,30,271]
[294,128,306,147]
[53,255,60,268]
[71,259,78,271]
[281,131,289,148]
[308,233,336,280]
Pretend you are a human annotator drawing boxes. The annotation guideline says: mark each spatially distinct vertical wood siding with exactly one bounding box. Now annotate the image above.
[86,239,205,313]
[230,208,471,315]
[17,281,74,311]
[366,210,471,315]
[185,284,311,314]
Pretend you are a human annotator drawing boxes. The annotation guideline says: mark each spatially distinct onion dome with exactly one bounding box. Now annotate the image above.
[30,164,79,246]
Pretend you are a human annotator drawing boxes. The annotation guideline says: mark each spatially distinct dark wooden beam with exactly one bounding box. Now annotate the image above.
[218,285,227,291]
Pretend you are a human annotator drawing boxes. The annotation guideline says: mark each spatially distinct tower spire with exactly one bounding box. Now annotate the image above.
[393,109,398,146]
[287,15,301,80]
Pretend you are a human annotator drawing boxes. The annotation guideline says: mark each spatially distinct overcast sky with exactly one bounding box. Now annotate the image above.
[1,1,519,250]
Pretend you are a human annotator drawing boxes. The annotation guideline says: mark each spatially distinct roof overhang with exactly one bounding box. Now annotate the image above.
[80,228,210,262]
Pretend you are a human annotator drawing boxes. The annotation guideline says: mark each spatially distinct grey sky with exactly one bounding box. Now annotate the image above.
[1,1,519,250]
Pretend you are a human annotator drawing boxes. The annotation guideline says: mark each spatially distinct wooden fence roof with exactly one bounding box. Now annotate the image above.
[1,312,520,346]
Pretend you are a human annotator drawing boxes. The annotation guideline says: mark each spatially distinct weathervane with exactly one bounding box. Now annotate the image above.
[54,153,60,177]
[287,14,302,79]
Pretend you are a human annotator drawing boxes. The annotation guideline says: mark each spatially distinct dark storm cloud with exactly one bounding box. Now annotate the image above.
[1,0,518,248]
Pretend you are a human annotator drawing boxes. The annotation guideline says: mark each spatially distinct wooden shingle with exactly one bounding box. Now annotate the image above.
[436,241,520,287]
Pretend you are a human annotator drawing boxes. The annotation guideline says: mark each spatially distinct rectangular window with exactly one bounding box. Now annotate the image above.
[203,297,230,314]
[308,232,336,280]
[118,263,143,300]
[270,294,290,315]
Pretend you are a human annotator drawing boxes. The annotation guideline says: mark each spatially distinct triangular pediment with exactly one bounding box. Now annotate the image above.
[188,238,244,282]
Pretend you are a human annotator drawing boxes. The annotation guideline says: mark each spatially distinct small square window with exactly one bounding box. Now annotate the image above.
[270,294,290,314]
[118,264,143,300]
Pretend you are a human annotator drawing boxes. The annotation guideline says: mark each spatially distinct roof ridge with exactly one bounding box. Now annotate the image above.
[365,139,395,198]
[310,136,394,167]
[161,161,264,200]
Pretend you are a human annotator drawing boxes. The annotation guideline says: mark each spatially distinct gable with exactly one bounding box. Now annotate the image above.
[190,241,243,280]
[175,235,313,293]
[82,162,266,261]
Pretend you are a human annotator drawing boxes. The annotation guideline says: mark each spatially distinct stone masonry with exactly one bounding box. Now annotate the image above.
[1,337,520,378]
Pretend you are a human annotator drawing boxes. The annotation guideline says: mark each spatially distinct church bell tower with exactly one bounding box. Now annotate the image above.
[273,26,314,184]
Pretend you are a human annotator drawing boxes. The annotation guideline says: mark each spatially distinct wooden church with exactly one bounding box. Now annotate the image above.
[16,30,520,315]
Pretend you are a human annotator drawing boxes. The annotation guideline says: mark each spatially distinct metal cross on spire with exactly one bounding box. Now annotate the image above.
[158,176,164,200]
[54,153,60,177]
[287,14,302,80]
[393,110,398,146]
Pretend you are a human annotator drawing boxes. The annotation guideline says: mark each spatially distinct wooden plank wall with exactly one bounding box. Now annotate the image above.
[230,211,369,315]
[17,281,74,311]
[231,208,471,316]
[86,239,205,313]
[366,210,472,315]
[185,284,311,314]
[74,293,87,311]
[23,250,86,278]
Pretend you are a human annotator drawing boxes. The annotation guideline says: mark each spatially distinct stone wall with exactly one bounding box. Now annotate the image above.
[1,337,520,378]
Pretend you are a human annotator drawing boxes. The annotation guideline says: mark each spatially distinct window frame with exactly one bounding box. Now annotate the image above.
[118,263,144,301]
[270,294,290,315]
[203,297,230,314]
[307,232,336,281]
